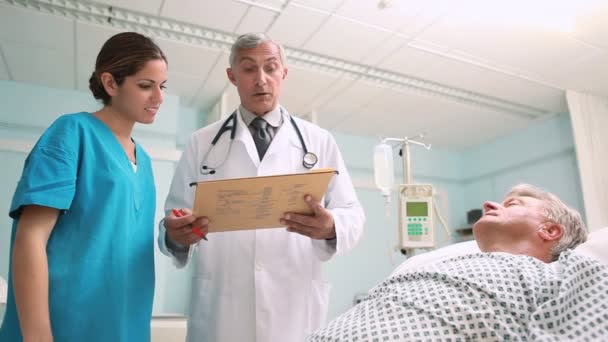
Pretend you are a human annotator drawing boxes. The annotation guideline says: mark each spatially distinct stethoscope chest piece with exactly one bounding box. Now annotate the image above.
[303,152,318,169]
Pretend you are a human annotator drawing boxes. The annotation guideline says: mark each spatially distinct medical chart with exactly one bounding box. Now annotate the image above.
[190,168,336,232]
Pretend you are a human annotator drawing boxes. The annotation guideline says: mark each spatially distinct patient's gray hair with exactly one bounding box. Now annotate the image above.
[506,184,588,261]
[229,33,286,68]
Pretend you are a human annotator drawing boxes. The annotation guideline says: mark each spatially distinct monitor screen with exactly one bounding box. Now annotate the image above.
[406,202,428,216]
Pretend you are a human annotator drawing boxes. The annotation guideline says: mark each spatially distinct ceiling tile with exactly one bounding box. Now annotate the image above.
[336,88,529,149]
[93,0,164,15]
[1,0,606,151]
[75,22,123,59]
[281,65,340,114]
[160,0,248,33]
[267,2,329,48]
[317,79,388,127]
[336,0,416,31]
[0,4,73,50]
[307,77,352,117]
[485,31,600,84]
[304,15,391,63]
[234,6,276,34]
[155,38,221,76]
[417,10,604,84]
[381,44,438,78]
[253,0,287,9]
[292,0,343,12]
[192,53,230,110]
[4,44,74,89]
[396,0,454,38]
[574,5,608,48]
[362,33,409,65]
[417,54,566,114]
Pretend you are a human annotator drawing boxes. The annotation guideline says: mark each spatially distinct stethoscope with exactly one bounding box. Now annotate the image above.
[200,109,318,175]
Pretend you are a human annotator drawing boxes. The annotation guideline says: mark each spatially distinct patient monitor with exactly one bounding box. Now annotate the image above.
[399,184,435,248]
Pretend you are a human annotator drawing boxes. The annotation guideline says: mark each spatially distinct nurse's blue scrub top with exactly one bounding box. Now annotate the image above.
[0,112,156,341]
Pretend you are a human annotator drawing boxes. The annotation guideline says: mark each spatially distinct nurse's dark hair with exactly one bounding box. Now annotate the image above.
[88,32,167,105]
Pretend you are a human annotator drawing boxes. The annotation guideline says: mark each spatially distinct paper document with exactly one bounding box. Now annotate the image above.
[190,168,337,232]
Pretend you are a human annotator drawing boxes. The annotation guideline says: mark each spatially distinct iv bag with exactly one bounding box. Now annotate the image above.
[374,143,394,198]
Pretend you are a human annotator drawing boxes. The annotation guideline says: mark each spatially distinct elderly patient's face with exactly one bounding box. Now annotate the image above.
[473,195,549,246]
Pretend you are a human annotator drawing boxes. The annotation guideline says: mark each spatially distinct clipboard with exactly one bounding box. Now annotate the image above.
[189,168,338,232]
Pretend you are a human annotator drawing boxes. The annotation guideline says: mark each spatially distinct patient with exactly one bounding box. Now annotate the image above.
[309,184,607,341]
[474,183,587,262]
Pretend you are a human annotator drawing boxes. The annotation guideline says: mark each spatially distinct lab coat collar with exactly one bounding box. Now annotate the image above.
[233,105,304,164]
[239,105,283,128]
[265,107,306,158]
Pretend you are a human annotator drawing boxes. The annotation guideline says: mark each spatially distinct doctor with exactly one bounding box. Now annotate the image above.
[159,33,365,341]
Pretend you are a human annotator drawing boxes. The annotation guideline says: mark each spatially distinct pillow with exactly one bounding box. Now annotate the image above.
[390,240,480,277]
[391,227,608,276]
[574,227,608,265]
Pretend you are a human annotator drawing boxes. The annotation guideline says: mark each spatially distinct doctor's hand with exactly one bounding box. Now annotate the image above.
[281,195,336,240]
[164,208,209,246]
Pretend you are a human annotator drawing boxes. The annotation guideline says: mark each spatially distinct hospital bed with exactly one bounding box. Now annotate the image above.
[308,227,608,341]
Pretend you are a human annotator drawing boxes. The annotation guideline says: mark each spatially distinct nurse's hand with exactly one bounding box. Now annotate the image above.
[164,208,209,246]
[281,195,336,240]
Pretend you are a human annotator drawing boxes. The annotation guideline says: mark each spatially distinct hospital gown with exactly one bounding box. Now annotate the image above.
[308,251,608,341]
[0,112,156,341]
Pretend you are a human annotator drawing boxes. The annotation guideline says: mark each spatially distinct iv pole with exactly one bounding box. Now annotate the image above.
[380,135,431,255]
[380,134,431,185]
[378,134,452,256]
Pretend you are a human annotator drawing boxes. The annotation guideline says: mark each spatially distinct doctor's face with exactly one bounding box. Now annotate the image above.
[107,59,167,125]
[227,42,288,116]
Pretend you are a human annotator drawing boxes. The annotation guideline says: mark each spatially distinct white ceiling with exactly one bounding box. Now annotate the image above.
[1,0,607,150]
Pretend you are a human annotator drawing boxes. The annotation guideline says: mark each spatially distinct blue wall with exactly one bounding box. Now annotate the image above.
[0,80,583,324]
[460,114,584,215]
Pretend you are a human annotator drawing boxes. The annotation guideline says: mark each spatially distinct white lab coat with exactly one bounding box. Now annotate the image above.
[158,107,365,342]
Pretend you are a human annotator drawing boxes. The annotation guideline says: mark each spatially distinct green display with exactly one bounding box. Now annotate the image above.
[406,202,428,216]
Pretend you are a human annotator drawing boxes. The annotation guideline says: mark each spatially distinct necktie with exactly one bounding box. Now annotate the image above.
[250,117,272,159]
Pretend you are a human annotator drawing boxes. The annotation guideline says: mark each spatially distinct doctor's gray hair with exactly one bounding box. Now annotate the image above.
[506,184,588,261]
[229,33,286,68]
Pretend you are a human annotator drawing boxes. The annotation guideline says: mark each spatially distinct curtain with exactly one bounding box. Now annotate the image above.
[566,90,608,231]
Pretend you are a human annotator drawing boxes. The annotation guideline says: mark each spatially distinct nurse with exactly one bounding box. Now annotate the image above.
[0,32,167,341]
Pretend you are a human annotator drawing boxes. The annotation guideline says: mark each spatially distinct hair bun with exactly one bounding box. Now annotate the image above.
[89,71,110,104]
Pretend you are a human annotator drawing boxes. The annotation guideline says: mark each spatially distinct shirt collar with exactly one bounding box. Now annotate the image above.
[239,105,283,128]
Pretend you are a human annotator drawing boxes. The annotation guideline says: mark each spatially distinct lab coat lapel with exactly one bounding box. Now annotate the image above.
[263,110,303,160]
[233,110,261,168]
